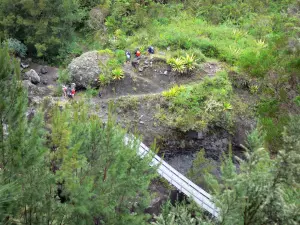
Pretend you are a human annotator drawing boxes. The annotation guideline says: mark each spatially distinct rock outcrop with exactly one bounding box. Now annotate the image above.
[25,69,40,84]
[68,51,110,89]
[22,80,48,100]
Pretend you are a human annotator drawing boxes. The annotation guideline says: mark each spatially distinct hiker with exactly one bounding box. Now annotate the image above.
[125,50,131,63]
[71,88,75,98]
[67,86,72,98]
[148,46,154,54]
[62,85,67,97]
[134,49,141,58]
[98,91,102,98]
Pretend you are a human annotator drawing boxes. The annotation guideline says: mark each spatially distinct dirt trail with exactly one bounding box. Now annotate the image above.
[123,63,164,91]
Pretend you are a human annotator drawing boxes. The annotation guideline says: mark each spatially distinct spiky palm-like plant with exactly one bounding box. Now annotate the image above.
[183,54,195,71]
[168,57,186,73]
[112,68,125,80]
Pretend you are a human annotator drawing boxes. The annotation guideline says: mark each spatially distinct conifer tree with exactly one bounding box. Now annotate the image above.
[49,102,156,224]
[205,126,300,225]
[0,46,62,224]
[0,0,85,58]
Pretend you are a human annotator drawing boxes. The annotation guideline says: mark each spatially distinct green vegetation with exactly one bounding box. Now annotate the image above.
[168,123,300,225]
[152,201,213,225]
[0,0,87,59]
[1,0,300,224]
[158,71,233,131]
[98,49,125,84]
[2,38,27,57]
[167,54,196,74]
[112,68,125,80]
[0,46,156,224]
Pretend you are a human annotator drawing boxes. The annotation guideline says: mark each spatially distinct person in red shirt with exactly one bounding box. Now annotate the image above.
[71,88,75,98]
[134,49,141,58]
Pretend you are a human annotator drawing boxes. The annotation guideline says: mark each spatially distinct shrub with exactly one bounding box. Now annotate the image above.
[115,49,126,64]
[85,86,99,97]
[97,49,126,84]
[167,57,186,73]
[98,74,110,85]
[238,48,275,78]
[3,38,27,57]
[158,71,233,131]
[162,85,186,98]
[198,41,219,58]
[183,54,196,70]
[167,54,196,74]
[293,96,300,107]
[58,69,71,85]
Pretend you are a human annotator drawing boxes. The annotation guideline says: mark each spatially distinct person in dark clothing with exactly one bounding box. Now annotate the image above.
[125,50,131,63]
[148,46,154,54]
[67,86,72,98]
[98,91,102,98]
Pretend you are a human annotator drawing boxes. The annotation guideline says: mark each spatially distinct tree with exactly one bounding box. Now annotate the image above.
[0,45,63,224]
[152,201,214,225]
[49,102,157,224]
[0,0,85,58]
[205,125,300,225]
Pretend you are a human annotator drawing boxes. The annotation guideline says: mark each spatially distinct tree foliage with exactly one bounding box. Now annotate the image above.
[204,125,300,225]
[0,0,85,58]
[0,45,157,224]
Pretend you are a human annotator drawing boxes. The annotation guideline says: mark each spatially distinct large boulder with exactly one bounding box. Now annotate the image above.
[25,69,40,84]
[68,51,109,89]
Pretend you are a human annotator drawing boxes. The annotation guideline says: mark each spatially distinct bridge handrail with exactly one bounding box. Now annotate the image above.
[125,136,219,218]
[137,141,219,217]
[140,142,213,199]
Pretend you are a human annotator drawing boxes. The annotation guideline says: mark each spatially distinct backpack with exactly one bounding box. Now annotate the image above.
[126,51,131,59]
[148,46,154,54]
[136,50,141,57]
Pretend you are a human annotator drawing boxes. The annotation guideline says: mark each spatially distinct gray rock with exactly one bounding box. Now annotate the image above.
[68,51,109,89]
[30,96,42,106]
[42,79,48,85]
[53,74,59,81]
[22,80,47,97]
[222,138,229,145]
[25,69,40,84]
[138,67,144,72]
[164,71,168,75]
[197,132,204,139]
[131,58,139,68]
[21,62,29,69]
[40,66,48,74]
[139,121,145,124]
[22,71,30,80]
